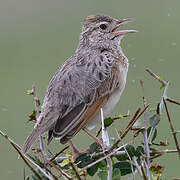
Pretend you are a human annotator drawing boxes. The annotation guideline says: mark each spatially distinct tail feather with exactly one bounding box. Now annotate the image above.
[22,127,42,154]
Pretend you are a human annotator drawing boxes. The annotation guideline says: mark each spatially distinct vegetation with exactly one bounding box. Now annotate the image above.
[0,68,180,180]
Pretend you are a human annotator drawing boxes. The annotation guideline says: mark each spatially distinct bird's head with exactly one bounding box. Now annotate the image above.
[79,15,137,49]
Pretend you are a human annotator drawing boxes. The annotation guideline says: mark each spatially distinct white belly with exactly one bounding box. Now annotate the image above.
[86,66,128,130]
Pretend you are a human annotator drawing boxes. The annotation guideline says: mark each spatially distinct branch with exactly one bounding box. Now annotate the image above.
[41,154,73,180]
[0,130,53,180]
[145,68,167,86]
[100,108,112,180]
[139,80,151,179]
[50,145,69,162]
[82,144,128,171]
[163,99,180,158]
[32,85,40,119]
[166,98,180,106]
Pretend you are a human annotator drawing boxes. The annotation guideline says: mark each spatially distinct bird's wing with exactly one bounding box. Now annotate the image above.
[22,51,116,153]
[51,51,116,138]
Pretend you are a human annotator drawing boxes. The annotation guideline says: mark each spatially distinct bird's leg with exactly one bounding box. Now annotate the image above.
[69,140,89,159]
[83,127,103,147]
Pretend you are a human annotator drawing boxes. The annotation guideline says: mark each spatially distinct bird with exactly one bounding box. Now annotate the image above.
[22,14,136,154]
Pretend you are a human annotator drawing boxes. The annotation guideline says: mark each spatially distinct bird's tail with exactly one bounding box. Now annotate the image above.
[22,126,42,154]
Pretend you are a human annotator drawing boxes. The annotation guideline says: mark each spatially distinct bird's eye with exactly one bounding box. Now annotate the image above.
[99,24,107,30]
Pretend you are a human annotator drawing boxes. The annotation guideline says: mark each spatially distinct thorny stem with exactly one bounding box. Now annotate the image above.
[50,145,69,162]
[166,98,180,106]
[163,99,180,158]
[140,80,151,180]
[69,162,82,180]
[100,108,112,180]
[41,153,73,180]
[32,85,46,157]
[0,130,53,180]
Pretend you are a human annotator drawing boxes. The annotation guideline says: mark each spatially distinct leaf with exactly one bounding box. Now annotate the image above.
[160,83,165,90]
[87,164,98,176]
[147,127,157,142]
[104,117,114,127]
[135,146,144,158]
[97,160,107,169]
[75,153,93,168]
[126,145,136,158]
[28,110,36,122]
[112,168,121,180]
[26,89,33,95]
[113,161,134,176]
[61,159,69,167]
[149,114,160,127]
[97,170,107,180]
[89,142,99,153]
[37,99,41,106]
[25,176,30,180]
[116,153,128,161]
[150,165,164,175]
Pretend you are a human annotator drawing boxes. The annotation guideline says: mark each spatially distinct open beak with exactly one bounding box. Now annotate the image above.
[112,18,137,38]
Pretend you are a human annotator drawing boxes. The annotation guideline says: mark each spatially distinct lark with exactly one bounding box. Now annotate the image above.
[22,15,136,154]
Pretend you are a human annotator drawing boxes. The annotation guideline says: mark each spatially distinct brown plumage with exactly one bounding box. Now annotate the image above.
[22,15,136,154]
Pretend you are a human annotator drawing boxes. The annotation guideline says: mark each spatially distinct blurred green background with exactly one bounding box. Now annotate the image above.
[0,0,180,179]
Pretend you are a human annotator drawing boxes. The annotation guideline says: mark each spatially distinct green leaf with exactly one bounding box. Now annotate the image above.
[104,117,114,127]
[97,160,107,169]
[97,170,107,180]
[135,146,144,157]
[160,83,165,90]
[87,164,98,176]
[149,114,160,127]
[135,146,144,164]
[75,153,93,168]
[126,145,136,158]
[37,99,41,106]
[113,168,121,180]
[89,142,99,154]
[28,110,36,122]
[116,153,128,161]
[25,176,30,180]
[113,162,134,176]
[147,127,157,142]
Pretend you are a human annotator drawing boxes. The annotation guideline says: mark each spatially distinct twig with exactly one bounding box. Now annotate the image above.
[163,99,180,158]
[32,85,40,118]
[145,68,167,86]
[50,145,69,162]
[159,82,169,114]
[115,129,135,179]
[145,68,169,114]
[166,98,180,106]
[8,140,42,180]
[0,130,53,180]
[121,108,141,139]
[32,85,47,157]
[69,162,82,180]
[96,112,130,137]
[109,108,141,151]
[132,156,142,176]
[100,108,112,180]
[92,150,126,158]
[82,144,128,171]
[41,154,73,180]
[140,80,151,179]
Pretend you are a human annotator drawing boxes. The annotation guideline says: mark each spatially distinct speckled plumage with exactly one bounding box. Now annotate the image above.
[22,15,136,154]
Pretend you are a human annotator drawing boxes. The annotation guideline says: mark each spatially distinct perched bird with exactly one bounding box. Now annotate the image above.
[22,15,136,154]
